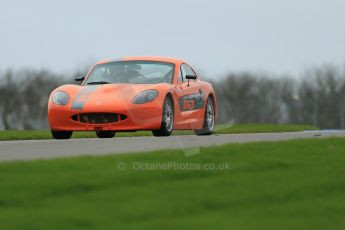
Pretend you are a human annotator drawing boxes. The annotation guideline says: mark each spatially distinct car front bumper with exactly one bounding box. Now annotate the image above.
[48,101,163,131]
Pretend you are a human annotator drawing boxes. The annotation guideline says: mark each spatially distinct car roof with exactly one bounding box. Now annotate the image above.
[95,56,185,65]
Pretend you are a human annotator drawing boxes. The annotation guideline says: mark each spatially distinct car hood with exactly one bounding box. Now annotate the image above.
[53,83,163,110]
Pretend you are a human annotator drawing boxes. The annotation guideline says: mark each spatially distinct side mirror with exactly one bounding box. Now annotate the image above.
[185,75,197,86]
[75,76,85,84]
[186,75,197,80]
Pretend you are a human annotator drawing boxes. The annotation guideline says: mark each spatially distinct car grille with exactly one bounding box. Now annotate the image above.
[71,113,127,124]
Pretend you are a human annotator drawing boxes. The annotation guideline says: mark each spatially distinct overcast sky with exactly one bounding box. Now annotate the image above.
[0,0,344,78]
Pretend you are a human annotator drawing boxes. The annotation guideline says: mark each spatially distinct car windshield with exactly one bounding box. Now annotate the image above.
[84,61,174,85]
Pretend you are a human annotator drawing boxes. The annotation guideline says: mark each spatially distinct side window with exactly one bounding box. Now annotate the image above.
[181,64,197,81]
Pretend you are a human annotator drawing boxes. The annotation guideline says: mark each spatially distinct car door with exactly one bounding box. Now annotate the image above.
[175,64,205,127]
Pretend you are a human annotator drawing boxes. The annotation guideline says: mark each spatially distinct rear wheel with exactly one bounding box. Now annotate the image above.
[96,131,115,138]
[152,97,174,137]
[194,97,215,135]
[51,130,73,139]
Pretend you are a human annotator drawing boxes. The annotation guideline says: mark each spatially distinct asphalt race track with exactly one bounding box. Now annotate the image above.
[0,131,345,162]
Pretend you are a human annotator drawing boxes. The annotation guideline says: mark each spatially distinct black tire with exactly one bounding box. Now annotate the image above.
[96,131,116,138]
[51,130,73,139]
[152,97,174,137]
[194,97,215,136]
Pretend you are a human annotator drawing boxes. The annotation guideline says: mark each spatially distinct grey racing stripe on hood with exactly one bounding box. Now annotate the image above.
[71,85,99,110]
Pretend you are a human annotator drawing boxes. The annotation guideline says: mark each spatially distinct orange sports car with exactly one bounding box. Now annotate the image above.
[48,56,217,139]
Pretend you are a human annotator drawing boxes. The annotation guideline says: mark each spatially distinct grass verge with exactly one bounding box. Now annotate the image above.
[0,137,343,229]
[0,124,318,141]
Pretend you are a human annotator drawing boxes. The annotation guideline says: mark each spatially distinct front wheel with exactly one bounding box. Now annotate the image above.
[152,97,174,137]
[51,130,73,139]
[96,131,115,138]
[194,97,215,135]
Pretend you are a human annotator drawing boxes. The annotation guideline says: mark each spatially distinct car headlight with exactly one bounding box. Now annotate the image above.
[133,90,159,104]
[52,91,70,105]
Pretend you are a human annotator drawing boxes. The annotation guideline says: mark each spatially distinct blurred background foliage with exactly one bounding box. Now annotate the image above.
[0,64,344,130]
